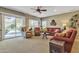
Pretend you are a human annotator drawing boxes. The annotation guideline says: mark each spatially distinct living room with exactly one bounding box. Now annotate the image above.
[0,6,79,53]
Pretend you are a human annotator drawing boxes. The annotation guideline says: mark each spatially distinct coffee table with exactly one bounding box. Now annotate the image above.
[41,32,49,39]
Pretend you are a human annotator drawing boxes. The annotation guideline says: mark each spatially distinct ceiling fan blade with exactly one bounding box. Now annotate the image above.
[40,9,47,11]
[38,11,41,14]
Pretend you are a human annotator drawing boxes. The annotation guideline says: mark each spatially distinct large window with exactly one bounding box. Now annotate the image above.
[42,20,47,29]
[29,19,39,31]
[4,15,25,39]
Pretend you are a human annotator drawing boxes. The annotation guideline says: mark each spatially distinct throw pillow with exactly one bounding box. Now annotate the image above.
[55,32,66,37]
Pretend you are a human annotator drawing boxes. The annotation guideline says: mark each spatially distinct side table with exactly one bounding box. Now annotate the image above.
[49,40,65,53]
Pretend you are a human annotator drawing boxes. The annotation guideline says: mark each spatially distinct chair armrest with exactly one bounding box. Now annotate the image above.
[49,40,65,53]
[50,39,65,46]
[52,36,73,43]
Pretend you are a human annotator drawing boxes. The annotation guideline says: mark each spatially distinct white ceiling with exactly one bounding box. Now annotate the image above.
[3,6,79,18]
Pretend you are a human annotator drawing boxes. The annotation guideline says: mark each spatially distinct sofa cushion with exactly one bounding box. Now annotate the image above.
[54,29,60,32]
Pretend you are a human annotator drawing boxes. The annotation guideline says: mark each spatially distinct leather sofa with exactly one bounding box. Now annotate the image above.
[50,28,77,53]
[47,28,61,36]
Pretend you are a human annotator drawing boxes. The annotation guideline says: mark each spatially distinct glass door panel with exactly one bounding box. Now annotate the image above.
[33,20,39,27]
[4,16,16,38]
[16,17,24,36]
[4,15,24,39]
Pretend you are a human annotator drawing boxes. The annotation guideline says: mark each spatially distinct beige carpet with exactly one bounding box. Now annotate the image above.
[0,36,49,53]
[0,36,79,53]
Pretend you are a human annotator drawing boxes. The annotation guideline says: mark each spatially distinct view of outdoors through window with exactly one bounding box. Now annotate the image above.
[4,15,24,38]
[29,20,39,31]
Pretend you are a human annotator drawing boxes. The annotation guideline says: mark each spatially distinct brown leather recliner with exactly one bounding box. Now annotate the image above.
[51,28,77,53]
[34,27,40,36]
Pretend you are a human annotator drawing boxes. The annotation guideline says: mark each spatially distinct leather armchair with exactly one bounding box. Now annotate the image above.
[51,28,77,53]
[34,27,40,36]
[26,31,32,38]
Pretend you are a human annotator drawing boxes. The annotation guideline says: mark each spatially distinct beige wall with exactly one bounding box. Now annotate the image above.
[43,10,79,28]
[0,13,2,40]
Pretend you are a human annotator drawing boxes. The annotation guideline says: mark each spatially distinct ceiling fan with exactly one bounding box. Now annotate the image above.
[31,6,47,14]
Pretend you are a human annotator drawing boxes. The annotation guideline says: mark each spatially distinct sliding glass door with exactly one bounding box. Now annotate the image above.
[16,17,24,37]
[4,16,16,38]
[4,15,24,39]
